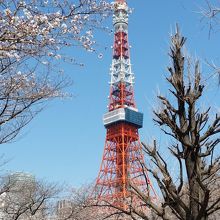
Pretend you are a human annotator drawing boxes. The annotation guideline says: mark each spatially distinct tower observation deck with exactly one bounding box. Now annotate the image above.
[93,0,156,206]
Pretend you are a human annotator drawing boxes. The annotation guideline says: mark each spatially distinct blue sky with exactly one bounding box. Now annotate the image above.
[1,0,220,188]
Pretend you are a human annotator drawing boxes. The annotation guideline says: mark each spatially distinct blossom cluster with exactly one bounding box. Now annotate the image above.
[0,0,112,65]
[0,0,112,116]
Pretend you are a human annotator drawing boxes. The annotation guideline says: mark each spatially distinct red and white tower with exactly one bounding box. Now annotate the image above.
[94,0,156,205]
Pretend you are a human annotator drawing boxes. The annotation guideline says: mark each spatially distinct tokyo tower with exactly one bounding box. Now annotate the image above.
[93,0,156,204]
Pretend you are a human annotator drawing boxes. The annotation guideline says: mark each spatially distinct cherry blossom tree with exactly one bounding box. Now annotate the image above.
[0,0,112,144]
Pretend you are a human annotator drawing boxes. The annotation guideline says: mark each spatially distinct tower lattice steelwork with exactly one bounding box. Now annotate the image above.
[94,0,156,204]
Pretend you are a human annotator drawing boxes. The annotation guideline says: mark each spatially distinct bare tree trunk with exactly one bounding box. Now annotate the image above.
[186,155,200,219]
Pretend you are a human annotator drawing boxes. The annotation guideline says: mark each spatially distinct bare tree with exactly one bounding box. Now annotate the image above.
[201,0,220,32]
[51,184,109,220]
[136,27,220,220]
[0,176,102,220]
[0,173,60,220]
[0,0,112,144]
[99,27,220,220]
[201,0,220,84]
